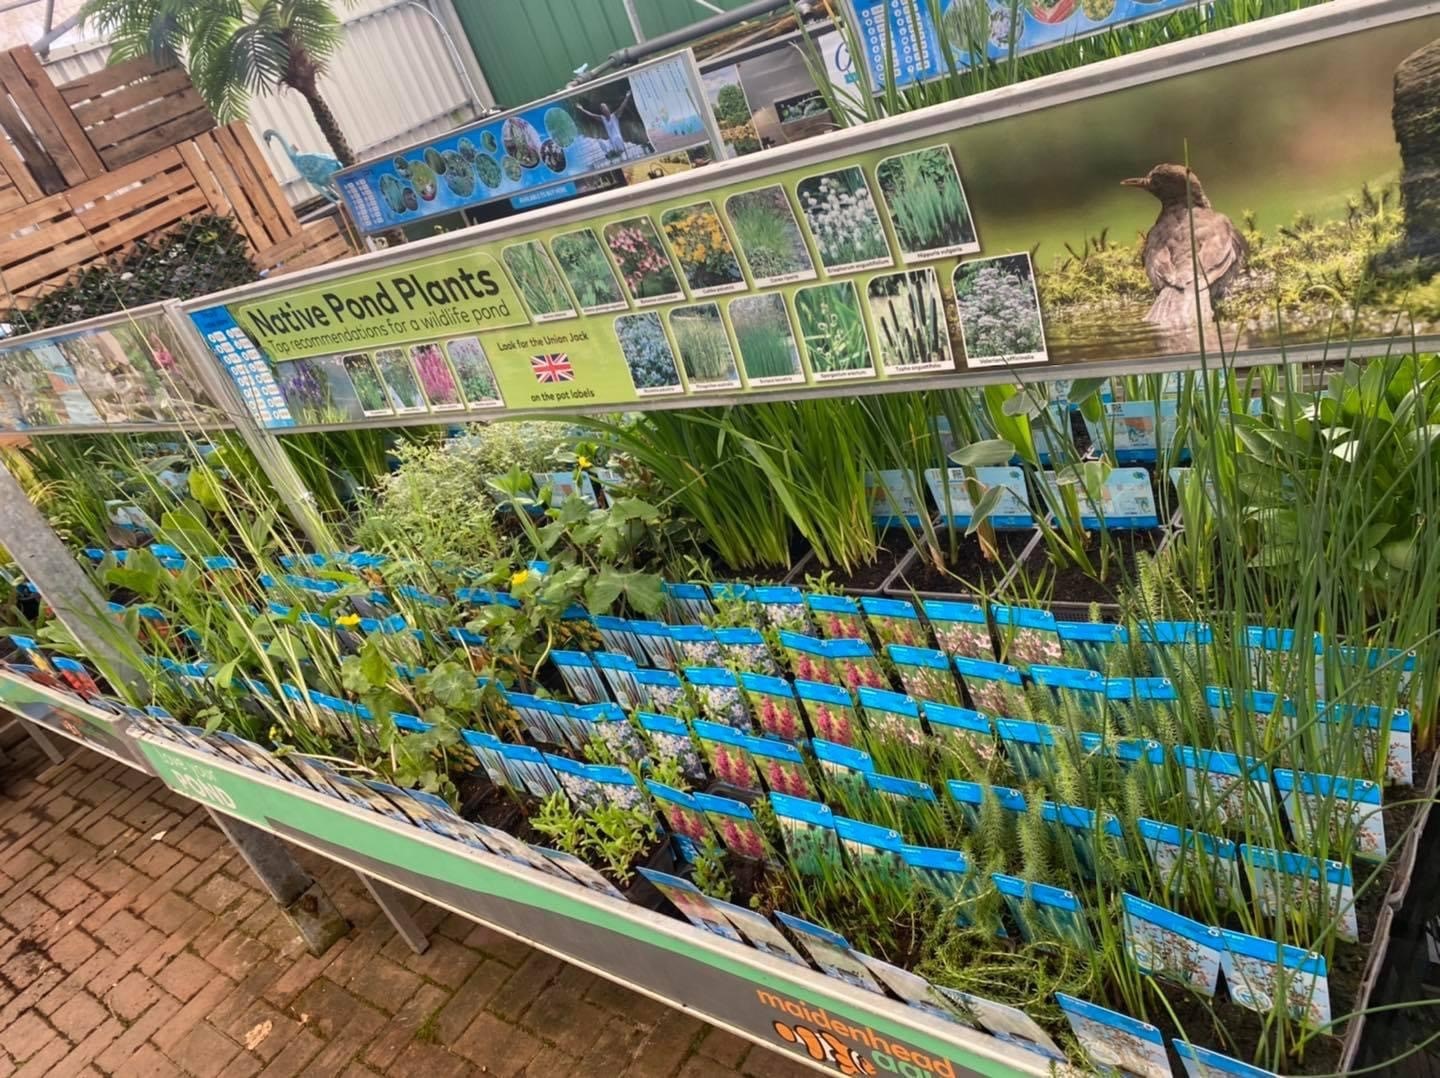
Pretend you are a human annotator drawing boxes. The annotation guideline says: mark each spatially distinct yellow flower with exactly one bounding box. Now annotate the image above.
[695,245,707,260]
[511,569,530,587]
[336,613,360,627]
[577,455,592,468]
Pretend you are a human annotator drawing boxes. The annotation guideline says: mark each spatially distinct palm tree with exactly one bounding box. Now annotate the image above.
[80,0,356,166]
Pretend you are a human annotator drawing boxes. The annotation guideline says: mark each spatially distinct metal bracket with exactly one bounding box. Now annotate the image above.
[18,718,65,765]
[206,808,349,956]
[357,871,430,954]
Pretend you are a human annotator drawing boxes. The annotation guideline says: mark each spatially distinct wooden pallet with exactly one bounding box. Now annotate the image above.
[59,55,215,171]
[0,46,103,193]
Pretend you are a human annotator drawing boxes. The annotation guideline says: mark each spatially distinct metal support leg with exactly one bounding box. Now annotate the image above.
[206,808,349,956]
[357,871,430,954]
[19,718,65,765]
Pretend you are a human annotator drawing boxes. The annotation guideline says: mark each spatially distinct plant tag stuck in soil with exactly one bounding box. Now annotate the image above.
[716,626,780,676]
[630,619,680,670]
[550,649,608,704]
[993,874,1094,949]
[923,466,1034,529]
[771,792,841,874]
[955,656,1030,717]
[1173,1039,1279,1078]
[866,469,927,527]
[693,719,763,792]
[593,614,646,663]
[807,593,869,640]
[639,868,745,941]
[1138,819,1241,910]
[685,666,750,730]
[996,719,1059,782]
[695,791,775,863]
[773,911,886,994]
[662,582,713,624]
[1176,747,1276,833]
[934,988,1068,1063]
[671,624,723,666]
[634,668,685,714]
[861,596,930,650]
[1056,993,1171,1078]
[644,780,715,862]
[1056,620,1129,674]
[741,673,807,741]
[1122,894,1223,997]
[708,897,809,967]
[923,600,994,661]
[797,679,863,746]
[1218,928,1331,1029]
[1239,844,1358,942]
[1274,768,1386,861]
[924,701,998,769]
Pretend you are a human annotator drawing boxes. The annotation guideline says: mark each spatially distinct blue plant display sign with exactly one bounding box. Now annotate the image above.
[336,53,715,233]
[844,0,1202,89]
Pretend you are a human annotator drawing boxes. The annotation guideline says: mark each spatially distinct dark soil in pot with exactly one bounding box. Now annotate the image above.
[1034,529,1166,607]
[825,531,914,593]
[621,839,677,909]
[892,531,1039,598]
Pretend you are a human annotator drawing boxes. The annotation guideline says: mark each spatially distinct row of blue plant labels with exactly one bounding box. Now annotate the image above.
[8,549,1423,1078]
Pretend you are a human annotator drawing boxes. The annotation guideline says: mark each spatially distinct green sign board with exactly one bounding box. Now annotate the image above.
[0,671,155,773]
[187,4,1440,430]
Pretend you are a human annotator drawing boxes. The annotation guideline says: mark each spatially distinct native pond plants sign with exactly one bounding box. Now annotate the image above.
[185,7,1440,429]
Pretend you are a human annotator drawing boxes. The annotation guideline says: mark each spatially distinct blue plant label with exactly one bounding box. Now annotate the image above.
[707,898,808,966]
[1174,1040,1279,1078]
[1138,819,1241,909]
[1056,619,1129,673]
[636,868,744,942]
[922,600,993,661]
[593,615,647,663]
[923,702,998,768]
[933,988,1067,1063]
[1033,663,1106,717]
[772,912,884,995]
[671,624,723,666]
[860,596,928,650]
[550,649,607,704]
[806,593,868,641]
[993,874,1092,949]
[889,644,962,705]
[923,466,1033,529]
[993,604,1063,670]
[947,779,1025,831]
[693,718,762,792]
[1239,844,1357,942]
[643,780,713,862]
[715,626,780,675]
[693,791,773,862]
[1176,747,1275,832]
[745,734,816,799]
[1042,801,1126,881]
[996,719,1058,783]
[1122,894,1223,996]
[1244,625,1325,699]
[796,679,863,746]
[1056,993,1171,1078]
[593,651,647,710]
[496,742,562,800]
[630,620,679,670]
[821,637,889,692]
[684,666,749,730]
[863,771,936,804]
[748,586,809,628]
[1314,702,1414,786]
[662,582,713,624]
[532,470,599,509]
[771,792,840,874]
[740,673,807,742]
[866,469,925,527]
[1219,929,1330,1028]
[834,816,906,880]
[1274,768,1386,861]
[634,668,685,714]
[539,847,626,899]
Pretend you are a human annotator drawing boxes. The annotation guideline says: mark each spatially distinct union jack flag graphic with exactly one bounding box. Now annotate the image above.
[530,353,573,383]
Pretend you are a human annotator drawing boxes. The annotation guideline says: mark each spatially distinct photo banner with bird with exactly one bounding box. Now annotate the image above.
[137,2,1440,433]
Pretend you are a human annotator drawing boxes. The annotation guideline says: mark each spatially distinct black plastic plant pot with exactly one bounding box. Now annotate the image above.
[704,780,762,805]
[622,839,678,910]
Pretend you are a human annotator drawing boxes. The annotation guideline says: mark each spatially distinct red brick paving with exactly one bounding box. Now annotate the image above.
[0,724,816,1076]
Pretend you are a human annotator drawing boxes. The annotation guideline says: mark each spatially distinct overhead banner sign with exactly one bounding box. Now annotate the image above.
[185,4,1440,430]
[842,0,1207,88]
[0,310,223,434]
[334,52,718,234]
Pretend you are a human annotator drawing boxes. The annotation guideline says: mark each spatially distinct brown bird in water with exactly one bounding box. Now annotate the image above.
[1122,164,1246,332]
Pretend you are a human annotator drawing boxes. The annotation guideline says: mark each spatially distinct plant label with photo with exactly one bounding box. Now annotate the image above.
[1173,1040,1279,1078]
[723,186,817,287]
[672,624,724,667]
[797,679,863,746]
[685,666,750,730]
[538,847,627,899]
[923,466,1032,529]
[1138,819,1241,910]
[695,791,774,863]
[1056,993,1172,1078]
[922,601,993,661]
[717,626,781,675]
[694,719,763,792]
[740,673,807,741]
[708,897,809,967]
[924,702,998,770]
[1219,929,1331,1029]
[993,874,1094,949]
[933,988,1068,1063]
[662,581,713,624]
[550,649,608,704]
[889,645,962,705]
[637,713,707,783]
[855,951,977,1028]
[1176,748,1276,833]
[773,911,886,994]
[1122,894,1223,997]
[952,253,1048,368]
[772,792,842,875]
[875,145,980,261]
[639,867,746,942]
[865,470,927,528]
[1239,844,1358,942]
[1274,769,1387,861]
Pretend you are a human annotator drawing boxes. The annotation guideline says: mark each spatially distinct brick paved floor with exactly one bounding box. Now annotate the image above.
[0,725,812,1077]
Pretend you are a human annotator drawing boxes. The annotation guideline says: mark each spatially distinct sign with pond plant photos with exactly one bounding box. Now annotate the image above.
[184,4,1440,430]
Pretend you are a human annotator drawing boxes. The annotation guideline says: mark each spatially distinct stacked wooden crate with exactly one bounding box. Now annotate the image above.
[0,50,353,305]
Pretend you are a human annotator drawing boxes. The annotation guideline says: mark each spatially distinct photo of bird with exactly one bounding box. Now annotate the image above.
[1122,164,1247,333]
